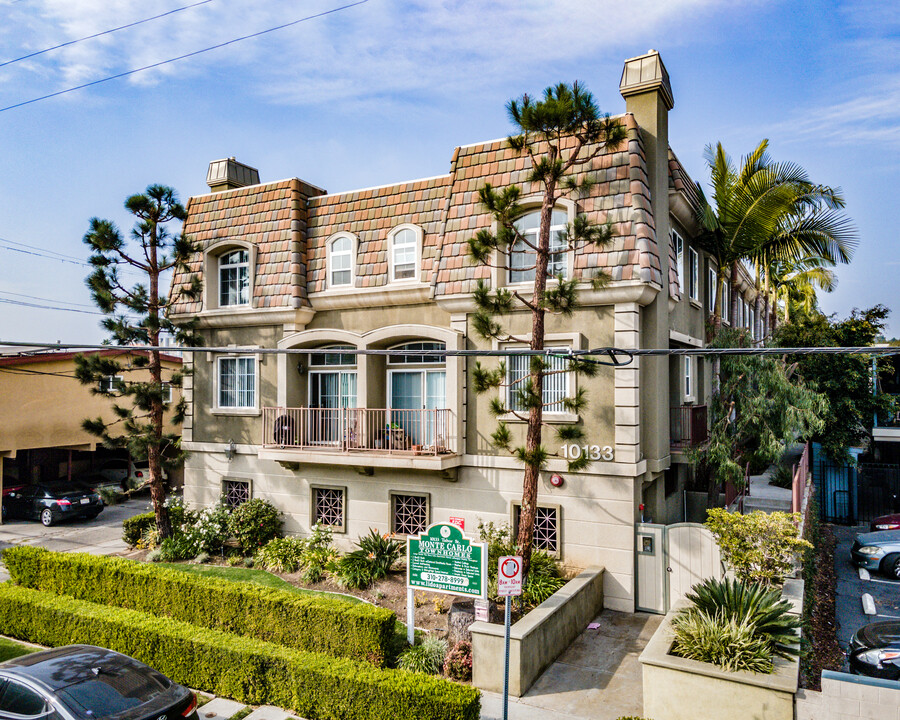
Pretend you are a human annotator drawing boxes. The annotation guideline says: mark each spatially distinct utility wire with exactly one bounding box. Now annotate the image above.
[0,0,215,68]
[0,236,87,263]
[0,297,104,316]
[0,0,370,113]
[0,290,95,308]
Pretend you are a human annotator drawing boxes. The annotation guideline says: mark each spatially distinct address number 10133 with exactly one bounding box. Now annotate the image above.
[560,444,614,461]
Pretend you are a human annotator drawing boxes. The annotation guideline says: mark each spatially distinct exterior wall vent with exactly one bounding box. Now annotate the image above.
[206,157,261,192]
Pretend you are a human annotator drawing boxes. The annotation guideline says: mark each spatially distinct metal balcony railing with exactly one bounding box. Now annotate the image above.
[670,405,709,449]
[262,407,455,456]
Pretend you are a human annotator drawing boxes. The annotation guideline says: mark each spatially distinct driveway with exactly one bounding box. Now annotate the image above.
[0,498,147,560]
[832,524,900,669]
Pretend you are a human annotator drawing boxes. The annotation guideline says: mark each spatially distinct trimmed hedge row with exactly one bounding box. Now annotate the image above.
[122,511,156,546]
[3,547,394,666]
[0,584,479,720]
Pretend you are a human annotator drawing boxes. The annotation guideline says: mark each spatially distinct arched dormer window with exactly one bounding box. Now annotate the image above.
[202,240,256,311]
[219,249,250,306]
[508,209,568,284]
[327,234,355,288]
[388,224,422,283]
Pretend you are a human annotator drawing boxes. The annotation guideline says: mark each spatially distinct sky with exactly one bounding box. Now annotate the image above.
[0,0,897,344]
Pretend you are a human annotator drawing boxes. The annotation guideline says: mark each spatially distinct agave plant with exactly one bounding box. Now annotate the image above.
[671,608,774,673]
[685,576,800,659]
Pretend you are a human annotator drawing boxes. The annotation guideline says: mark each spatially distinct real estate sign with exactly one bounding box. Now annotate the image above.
[407,522,487,599]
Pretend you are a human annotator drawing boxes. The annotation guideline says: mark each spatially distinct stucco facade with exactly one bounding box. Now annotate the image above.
[171,51,761,613]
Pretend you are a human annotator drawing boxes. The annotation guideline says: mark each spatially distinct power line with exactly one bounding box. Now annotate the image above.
[0,0,216,69]
[0,240,89,267]
[0,0,370,113]
[0,290,95,308]
[0,297,103,316]
[0,236,90,263]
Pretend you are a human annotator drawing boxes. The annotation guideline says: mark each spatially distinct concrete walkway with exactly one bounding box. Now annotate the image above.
[480,610,661,720]
[743,443,803,513]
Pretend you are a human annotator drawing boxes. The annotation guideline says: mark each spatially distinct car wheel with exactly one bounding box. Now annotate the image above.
[40,509,54,527]
[892,556,900,580]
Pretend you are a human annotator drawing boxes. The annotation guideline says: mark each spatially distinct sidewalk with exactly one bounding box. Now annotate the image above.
[479,610,660,720]
[743,443,802,513]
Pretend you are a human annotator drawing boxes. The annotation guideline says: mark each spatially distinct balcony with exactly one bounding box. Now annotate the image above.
[670,405,708,450]
[259,407,461,472]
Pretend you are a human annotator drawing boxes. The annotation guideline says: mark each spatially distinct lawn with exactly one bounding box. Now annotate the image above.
[0,637,35,662]
[156,562,362,603]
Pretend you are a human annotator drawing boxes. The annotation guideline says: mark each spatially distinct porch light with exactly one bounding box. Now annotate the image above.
[225,439,236,462]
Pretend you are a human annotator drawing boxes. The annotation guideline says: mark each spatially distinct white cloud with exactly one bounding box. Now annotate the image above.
[1,0,747,108]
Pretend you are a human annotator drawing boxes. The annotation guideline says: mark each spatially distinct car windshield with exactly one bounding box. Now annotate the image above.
[59,670,169,718]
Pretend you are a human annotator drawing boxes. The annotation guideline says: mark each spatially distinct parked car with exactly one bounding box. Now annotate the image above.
[128,460,168,488]
[97,458,167,490]
[850,529,900,579]
[0,644,198,719]
[871,512,900,532]
[74,472,127,497]
[3,482,103,526]
[848,620,900,680]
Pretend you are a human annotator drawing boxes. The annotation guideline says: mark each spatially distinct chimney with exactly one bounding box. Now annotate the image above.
[206,157,261,193]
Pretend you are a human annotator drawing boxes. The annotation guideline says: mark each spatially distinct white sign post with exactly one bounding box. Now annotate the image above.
[497,555,522,720]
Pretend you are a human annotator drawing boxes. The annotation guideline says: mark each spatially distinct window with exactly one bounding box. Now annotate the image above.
[390,227,418,281]
[0,679,48,715]
[217,356,256,409]
[683,356,694,400]
[328,236,353,287]
[312,486,345,532]
[509,209,567,284]
[391,492,428,535]
[672,231,684,296]
[707,266,717,312]
[219,249,250,307]
[507,349,569,414]
[688,247,699,301]
[387,341,445,364]
[223,479,250,509]
[388,342,446,446]
[162,382,173,403]
[736,296,743,327]
[514,505,559,555]
[98,375,123,393]
[721,281,731,324]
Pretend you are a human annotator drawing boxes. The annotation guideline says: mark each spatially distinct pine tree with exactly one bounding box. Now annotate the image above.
[467,82,626,579]
[75,185,201,539]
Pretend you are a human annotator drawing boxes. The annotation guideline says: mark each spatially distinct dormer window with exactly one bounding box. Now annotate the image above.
[329,236,353,287]
[388,226,421,282]
[219,249,250,306]
[509,209,567,284]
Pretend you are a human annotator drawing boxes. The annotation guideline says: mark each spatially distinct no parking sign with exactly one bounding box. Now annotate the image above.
[497,555,522,597]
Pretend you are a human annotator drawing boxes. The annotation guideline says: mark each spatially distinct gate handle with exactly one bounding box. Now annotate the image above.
[666,567,673,572]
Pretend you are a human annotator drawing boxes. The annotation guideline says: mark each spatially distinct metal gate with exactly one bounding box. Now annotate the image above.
[815,454,900,525]
[635,522,723,614]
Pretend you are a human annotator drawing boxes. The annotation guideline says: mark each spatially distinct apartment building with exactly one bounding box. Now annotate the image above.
[170,50,761,612]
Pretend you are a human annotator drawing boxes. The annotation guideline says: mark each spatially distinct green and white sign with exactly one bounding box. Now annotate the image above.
[407,522,487,599]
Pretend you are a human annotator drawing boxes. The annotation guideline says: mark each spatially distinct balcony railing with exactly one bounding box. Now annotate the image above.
[262,407,455,456]
[670,405,708,449]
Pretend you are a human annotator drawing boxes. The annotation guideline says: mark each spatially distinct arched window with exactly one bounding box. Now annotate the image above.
[328,236,354,287]
[388,225,422,282]
[508,209,568,284]
[219,249,250,306]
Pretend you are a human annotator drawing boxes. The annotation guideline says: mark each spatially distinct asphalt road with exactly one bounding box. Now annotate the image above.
[832,524,900,670]
[0,498,147,560]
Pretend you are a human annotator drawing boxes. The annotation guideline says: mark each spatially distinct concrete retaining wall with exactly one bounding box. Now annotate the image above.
[796,670,900,720]
[469,566,604,697]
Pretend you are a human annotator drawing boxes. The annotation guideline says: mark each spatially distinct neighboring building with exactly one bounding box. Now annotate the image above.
[170,51,762,612]
[0,347,183,490]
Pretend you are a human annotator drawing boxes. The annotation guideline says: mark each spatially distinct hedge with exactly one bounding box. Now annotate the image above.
[122,511,156,546]
[0,584,480,720]
[3,547,395,666]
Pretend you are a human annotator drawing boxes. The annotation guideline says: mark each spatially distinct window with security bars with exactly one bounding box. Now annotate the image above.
[514,505,559,555]
[218,356,256,409]
[223,479,250,509]
[313,487,345,531]
[391,493,428,535]
[507,349,568,413]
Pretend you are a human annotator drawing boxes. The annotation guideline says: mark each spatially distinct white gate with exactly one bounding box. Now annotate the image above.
[635,522,723,613]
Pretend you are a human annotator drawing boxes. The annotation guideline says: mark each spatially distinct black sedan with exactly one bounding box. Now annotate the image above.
[3,482,103,526]
[848,621,900,680]
[850,530,900,579]
[0,645,198,720]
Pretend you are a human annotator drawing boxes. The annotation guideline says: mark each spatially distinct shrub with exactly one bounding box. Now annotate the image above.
[334,528,403,589]
[478,520,564,606]
[228,498,283,551]
[705,508,811,586]
[443,641,472,681]
[0,583,480,720]
[685,576,801,659]
[671,608,773,673]
[3,547,395,667]
[255,537,308,573]
[770,461,794,489]
[122,512,156,547]
[300,524,339,583]
[398,636,448,675]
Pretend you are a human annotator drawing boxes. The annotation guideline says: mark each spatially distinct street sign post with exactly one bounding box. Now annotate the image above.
[497,555,523,720]
[406,522,487,644]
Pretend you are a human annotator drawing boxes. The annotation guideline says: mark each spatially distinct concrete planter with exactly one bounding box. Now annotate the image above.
[639,580,803,720]
[469,566,604,697]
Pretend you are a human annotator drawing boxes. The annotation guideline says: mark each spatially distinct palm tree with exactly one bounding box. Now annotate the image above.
[695,140,856,336]
[770,256,837,323]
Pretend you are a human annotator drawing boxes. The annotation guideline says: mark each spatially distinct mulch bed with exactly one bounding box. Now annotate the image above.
[801,524,845,690]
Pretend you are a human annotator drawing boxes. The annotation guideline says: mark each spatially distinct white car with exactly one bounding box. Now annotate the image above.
[98,459,167,490]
